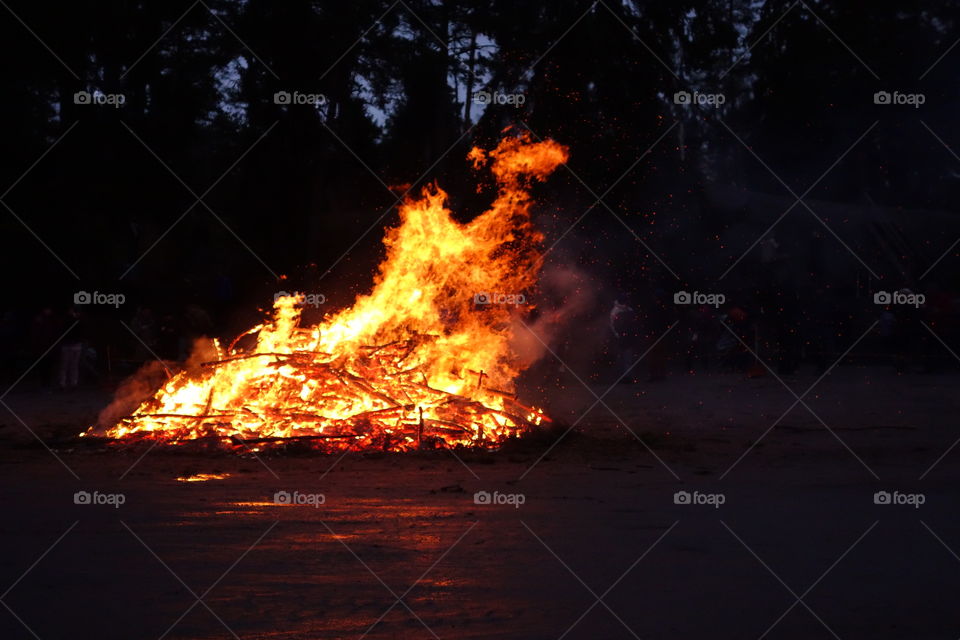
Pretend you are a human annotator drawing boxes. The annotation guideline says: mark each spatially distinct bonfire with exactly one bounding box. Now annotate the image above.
[86,133,569,451]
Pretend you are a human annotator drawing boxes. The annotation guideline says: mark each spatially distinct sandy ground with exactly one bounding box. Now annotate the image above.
[1,366,959,639]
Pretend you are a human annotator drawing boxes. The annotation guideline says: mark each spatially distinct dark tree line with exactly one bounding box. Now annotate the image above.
[2,0,959,314]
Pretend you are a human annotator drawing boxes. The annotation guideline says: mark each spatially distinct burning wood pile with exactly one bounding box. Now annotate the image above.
[85,133,569,452]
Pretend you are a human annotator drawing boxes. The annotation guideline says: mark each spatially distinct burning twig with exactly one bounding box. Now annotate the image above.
[201,352,333,368]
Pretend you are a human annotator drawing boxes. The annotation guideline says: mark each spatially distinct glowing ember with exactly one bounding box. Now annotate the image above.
[176,473,231,482]
[87,133,568,451]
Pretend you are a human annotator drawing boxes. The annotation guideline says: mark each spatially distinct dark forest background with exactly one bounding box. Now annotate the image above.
[2,0,960,382]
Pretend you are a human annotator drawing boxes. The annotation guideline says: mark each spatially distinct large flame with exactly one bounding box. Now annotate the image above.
[91,133,568,451]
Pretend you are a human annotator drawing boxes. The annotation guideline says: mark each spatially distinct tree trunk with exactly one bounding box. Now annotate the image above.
[462,28,478,129]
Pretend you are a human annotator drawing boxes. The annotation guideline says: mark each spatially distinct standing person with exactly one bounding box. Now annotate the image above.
[58,307,88,389]
[774,290,802,375]
[717,306,751,372]
[157,311,179,360]
[892,288,922,373]
[610,298,639,382]
[179,301,213,360]
[0,311,19,384]
[28,307,60,388]
[805,287,834,375]
[878,304,897,368]
[923,282,953,372]
[644,281,674,382]
[684,303,717,373]
[130,305,158,361]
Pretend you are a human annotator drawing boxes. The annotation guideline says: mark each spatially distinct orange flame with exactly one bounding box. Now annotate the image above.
[92,133,568,451]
